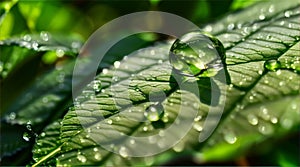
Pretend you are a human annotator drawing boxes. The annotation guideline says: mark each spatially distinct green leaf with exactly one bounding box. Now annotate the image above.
[32,0,300,166]
[0,123,29,159]
[0,34,82,114]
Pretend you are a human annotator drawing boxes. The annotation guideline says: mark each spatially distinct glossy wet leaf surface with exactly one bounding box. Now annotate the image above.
[32,0,300,166]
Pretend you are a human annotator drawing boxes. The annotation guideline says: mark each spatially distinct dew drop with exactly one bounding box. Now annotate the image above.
[92,80,102,93]
[40,31,50,41]
[258,124,273,135]
[94,153,102,160]
[173,142,185,152]
[8,112,16,120]
[169,31,226,77]
[107,119,113,124]
[247,114,258,125]
[291,61,300,72]
[270,117,278,124]
[144,104,163,122]
[32,42,39,50]
[102,68,108,74]
[259,14,265,20]
[23,132,30,141]
[281,118,293,129]
[56,49,65,58]
[40,132,46,137]
[194,115,202,121]
[284,11,291,17]
[23,34,31,41]
[223,131,237,144]
[119,146,128,158]
[114,61,121,68]
[227,23,235,30]
[130,139,135,145]
[264,60,281,71]
[143,126,148,131]
[77,154,87,163]
[193,122,203,132]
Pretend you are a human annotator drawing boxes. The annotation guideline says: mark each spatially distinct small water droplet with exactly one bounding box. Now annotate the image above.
[71,41,81,49]
[223,131,237,144]
[130,139,135,145]
[284,11,291,17]
[194,115,202,121]
[23,34,31,41]
[258,124,273,135]
[227,23,235,30]
[279,81,285,86]
[193,122,203,132]
[8,112,16,120]
[107,119,113,124]
[23,132,30,141]
[40,31,50,41]
[192,102,200,110]
[32,42,39,50]
[114,61,121,68]
[102,68,108,74]
[143,126,148,131]
[119,146,128,158]
[94,153,102,160]
[264,60,281,71]
[77,154,87,163]
[144,104,163,122]
[247,114,258,125]
[169,31,226,77]
[281,118,293,129]
[291,61,300,72]
[92,80,102,93]
[173,142,185,152]
[258,70,263,75]
[268,5,275,13]
[270,117,278,124]
[40,132,46,137]
[259,14,265,20]
[56,49,65,58]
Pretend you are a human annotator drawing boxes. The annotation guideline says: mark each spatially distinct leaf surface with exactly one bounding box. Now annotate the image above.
[32,0,300,166]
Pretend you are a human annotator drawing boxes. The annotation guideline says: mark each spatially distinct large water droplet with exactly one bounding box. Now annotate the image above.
[144,104,163,122]
[169,31,226,77]
[264,60,281,71]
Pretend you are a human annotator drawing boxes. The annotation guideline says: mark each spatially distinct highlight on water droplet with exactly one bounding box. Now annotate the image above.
[264,59,281,71]
[169,31,226,77]
[92,80,102,93]
[119,146,129,158]
[77,154,87,163]
[223,131,237,144]
[23,132,30,142]
[144,104,164,122]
